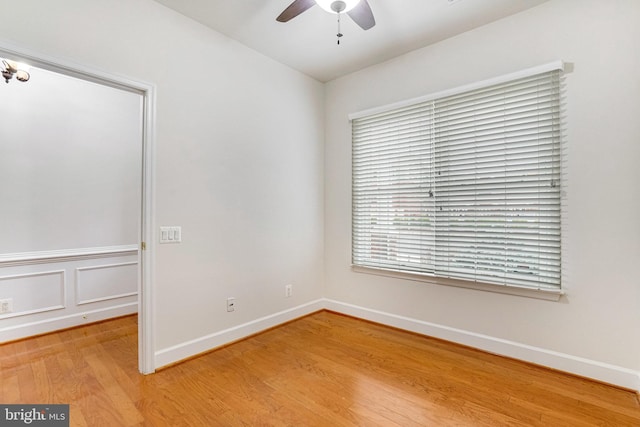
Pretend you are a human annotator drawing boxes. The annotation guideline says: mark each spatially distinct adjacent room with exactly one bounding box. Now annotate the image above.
[1,0,639,425]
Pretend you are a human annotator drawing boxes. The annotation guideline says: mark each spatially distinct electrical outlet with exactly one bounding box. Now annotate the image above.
[226,297,236,312]
[285,284,292,298]
[0,298,13,314]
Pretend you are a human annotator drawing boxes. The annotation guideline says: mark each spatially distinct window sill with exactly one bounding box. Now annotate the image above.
[351,265,564,301]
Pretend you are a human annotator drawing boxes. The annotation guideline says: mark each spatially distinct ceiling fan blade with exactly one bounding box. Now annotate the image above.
[347,0,376,30]
[277,0,316,22]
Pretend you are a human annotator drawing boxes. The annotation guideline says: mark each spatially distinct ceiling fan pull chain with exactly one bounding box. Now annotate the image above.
[337,12,343,44]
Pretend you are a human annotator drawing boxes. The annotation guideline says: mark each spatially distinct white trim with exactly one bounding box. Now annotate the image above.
[0,303,65,320]
[140,79,157,375]
[0,245,139,267]
[75,261,139,272]
[0,42,145,95]
[154,299,325,369]
[0,39,156,375]
[76,292,137,306]
[0,302,137,343]
[352,266,564,301]
[323,299,640,392]
[349,60,565,121]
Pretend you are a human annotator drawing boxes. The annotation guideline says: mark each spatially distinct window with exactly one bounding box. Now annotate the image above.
[351,64,563,292]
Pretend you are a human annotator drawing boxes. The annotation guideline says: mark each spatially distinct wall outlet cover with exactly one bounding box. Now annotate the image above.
[0,298,14,314]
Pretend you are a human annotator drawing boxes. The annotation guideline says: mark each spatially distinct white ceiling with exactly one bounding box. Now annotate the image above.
[153,0,549,82]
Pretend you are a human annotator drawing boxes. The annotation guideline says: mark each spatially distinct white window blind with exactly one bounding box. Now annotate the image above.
[352,67,563,290]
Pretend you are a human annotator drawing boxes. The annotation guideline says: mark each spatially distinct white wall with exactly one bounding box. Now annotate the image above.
[0,0,325,363]
[325,0,640,388]
[0,67,142,252]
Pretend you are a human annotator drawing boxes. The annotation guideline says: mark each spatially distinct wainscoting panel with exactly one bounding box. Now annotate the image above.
[0,246,138,342]
[76,262,138,305]
[0,270,65,318]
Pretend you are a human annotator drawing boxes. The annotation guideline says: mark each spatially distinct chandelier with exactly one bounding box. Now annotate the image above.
[2,59,30,83]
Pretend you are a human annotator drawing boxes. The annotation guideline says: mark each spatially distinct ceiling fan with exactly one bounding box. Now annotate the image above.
[277,0,376,35]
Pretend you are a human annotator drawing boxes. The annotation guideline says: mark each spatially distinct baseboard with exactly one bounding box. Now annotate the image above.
[323,299,640,392]
[0,302,138,343]
[152,297,639,391]
[154,299,325,369]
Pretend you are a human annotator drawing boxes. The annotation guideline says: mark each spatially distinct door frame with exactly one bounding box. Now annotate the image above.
[0,41,156,374]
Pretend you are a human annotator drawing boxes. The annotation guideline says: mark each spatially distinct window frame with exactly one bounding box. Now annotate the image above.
[349,62,566,300]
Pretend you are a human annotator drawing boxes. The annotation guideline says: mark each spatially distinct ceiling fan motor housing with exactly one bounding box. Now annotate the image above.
[315,0,361,14]
[332,1,346,13]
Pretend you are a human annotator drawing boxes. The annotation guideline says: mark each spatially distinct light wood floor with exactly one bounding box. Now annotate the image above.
[1,311,639,426]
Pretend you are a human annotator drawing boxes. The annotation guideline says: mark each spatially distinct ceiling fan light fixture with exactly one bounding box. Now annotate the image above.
[277,0,375,32]
[315,0,360,14]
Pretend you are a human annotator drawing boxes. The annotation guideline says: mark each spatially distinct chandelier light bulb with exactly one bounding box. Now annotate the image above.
[16,62,31,73]
[15,70,30,82]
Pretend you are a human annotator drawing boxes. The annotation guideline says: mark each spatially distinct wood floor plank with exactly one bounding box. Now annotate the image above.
[84,353,145,426]
[1,311,639,426]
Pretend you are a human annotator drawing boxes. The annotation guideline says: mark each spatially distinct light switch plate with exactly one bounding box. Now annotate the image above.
[160,226,182,243]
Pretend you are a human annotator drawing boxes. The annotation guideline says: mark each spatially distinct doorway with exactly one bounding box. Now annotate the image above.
[0,44,155,374]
